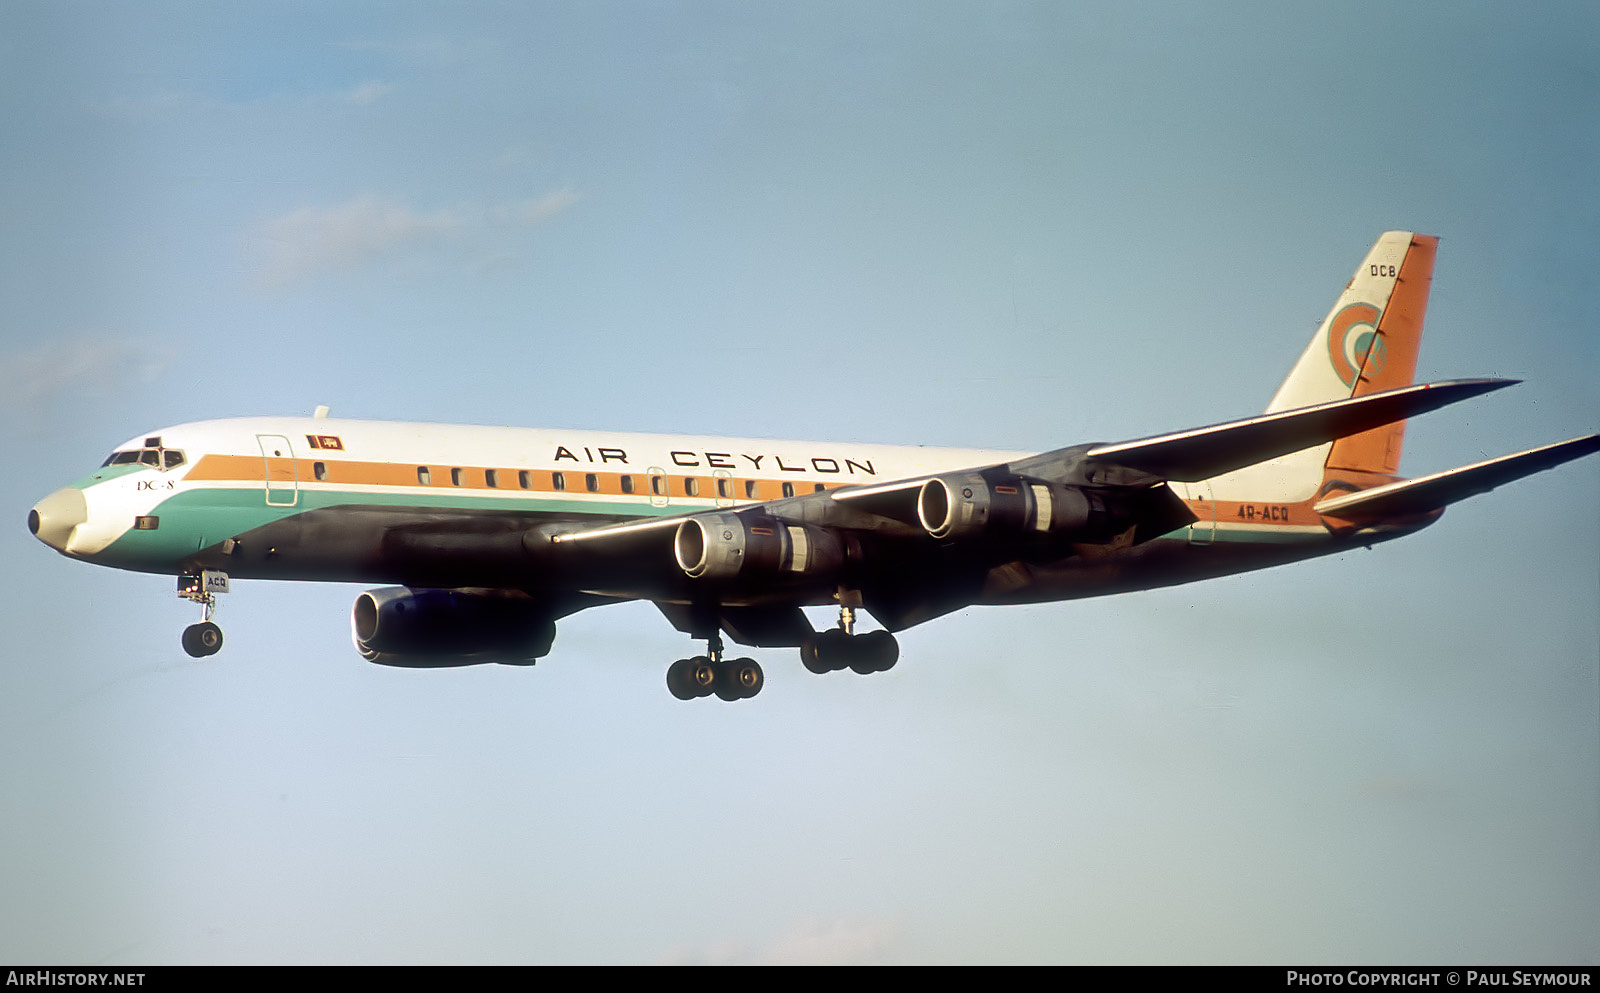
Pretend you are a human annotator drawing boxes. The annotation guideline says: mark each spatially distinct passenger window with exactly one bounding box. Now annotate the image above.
[585,473,598,493]
[814,483,826,493]
[782,482,794,498]
[651,475,666,496]
[314,461,328,481]
[518,470,531,490]
[417,466,432,485]
[717,477,732,499]
[620,475,635,495]
[552,472,566,491]
[485,469,499,488]
[450,467,463,486]
[745,480,757,500]
[684,478,699,497]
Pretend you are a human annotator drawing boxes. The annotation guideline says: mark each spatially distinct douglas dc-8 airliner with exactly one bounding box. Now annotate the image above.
[28,232,1599,700]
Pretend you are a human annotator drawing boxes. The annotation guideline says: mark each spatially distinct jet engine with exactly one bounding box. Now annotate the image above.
[351,587,557,667]
[674,512,846,582]
[916,472,1116,542]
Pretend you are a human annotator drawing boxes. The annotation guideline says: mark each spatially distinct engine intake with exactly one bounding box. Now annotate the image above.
[352,587,556,667]
[674,513,845,582]
[917,473,1111,542]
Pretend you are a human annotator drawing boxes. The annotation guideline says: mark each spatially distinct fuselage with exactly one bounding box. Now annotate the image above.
[31,414,1422,608]
[29,232,1590,694]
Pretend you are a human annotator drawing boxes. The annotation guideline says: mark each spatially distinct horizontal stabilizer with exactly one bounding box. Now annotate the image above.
[1086,378,1517,482]
[1313,434,1600,520]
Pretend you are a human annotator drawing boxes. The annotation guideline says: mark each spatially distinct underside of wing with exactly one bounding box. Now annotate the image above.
[1314,434,1600,521]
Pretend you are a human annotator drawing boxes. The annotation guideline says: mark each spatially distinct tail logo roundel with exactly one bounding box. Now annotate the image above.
[1327,302,1385,387]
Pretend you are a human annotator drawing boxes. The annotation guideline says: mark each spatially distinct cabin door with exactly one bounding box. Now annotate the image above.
[1184,480,1214,545]
[256,434,300,507]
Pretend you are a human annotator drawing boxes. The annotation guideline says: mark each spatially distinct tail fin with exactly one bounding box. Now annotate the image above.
[1210,231,1438,501]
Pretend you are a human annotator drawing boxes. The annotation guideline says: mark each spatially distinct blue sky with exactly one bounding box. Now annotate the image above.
[2,1,1596,964]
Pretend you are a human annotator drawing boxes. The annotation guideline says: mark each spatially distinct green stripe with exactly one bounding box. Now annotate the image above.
[1157,524,1328,546]
[1208,526,1326,545]
[71,464,145,489]
[91,484,675,570]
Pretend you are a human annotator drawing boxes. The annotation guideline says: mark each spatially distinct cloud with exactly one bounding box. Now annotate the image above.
[0,338,168,424]
[251,195,461,285]
[495,188,581,226]
[341,81,393,106]
[248,190,580,286]
[99,80,397,120]
[657,914,903,965]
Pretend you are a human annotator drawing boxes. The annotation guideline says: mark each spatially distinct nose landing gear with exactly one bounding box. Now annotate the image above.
[178,571,228,658]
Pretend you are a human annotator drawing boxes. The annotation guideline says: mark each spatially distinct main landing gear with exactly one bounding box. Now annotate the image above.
[801,605,899,675]
[177,570,228,658]
[666,632,764,702]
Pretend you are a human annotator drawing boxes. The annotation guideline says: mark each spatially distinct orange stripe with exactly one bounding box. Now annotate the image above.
[1197,498,1325,527]
[182,454,846,500]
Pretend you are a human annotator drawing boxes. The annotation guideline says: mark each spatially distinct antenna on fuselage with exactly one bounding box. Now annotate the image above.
[313,405,330,419]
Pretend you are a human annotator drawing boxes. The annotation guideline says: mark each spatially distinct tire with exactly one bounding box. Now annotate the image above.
[666,658,698,700]
[195,622,223,656]
[730,658,764,699]
[857,630,898,673]
[182,622,223,658]
[800,636,830,675]
[688,656,717,697]
[816,628,853,672]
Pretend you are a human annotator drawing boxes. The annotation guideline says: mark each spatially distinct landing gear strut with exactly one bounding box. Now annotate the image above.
[801,603,899,675]
[666,630,763,702]
[178,570,228,658]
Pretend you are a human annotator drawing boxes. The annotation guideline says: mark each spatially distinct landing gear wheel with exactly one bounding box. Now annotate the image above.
[686,656,717,698]
[854,630,899,673]
[801,635,830,674]
[715,658,764,701]
[667,659,698,700]
[802,628,898,675]
[182,622,223,658]
[817,628,853,672]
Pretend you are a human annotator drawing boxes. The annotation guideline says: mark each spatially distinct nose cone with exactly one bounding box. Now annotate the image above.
[29,487,88,553]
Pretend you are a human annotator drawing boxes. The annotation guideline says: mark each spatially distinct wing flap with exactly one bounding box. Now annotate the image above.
[1314,434,1600,520]
[1086,378,1517,481]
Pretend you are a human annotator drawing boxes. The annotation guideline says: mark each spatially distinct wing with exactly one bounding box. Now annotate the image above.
[482,376,1587,645]
[544,378,1518,567]
[1080,378,1516,481]
[1313,434,1600,521]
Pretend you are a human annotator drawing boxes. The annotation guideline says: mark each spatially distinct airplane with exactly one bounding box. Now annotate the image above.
[28,231,1599,701]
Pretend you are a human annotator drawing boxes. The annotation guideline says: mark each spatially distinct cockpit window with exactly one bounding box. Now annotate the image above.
[101,447,185,471]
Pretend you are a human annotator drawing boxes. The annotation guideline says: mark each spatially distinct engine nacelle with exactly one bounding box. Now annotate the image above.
[351,587,556,667]
[916,473,1111,542]
[674,513,845,582]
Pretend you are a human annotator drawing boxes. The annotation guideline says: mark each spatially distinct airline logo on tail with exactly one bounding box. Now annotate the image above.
[1327,302,1385,387]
